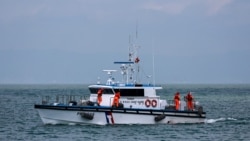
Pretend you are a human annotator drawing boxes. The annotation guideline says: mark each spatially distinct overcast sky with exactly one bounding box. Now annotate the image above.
[0,0,250,84]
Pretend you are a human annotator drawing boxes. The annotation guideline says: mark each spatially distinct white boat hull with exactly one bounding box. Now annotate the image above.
[35,105,205,125]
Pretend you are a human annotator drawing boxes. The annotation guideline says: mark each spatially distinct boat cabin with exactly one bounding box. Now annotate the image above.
[88,84,167,109]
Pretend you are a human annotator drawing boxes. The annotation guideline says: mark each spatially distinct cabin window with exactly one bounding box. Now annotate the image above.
[89,88,114,94]
[114,89,144,97]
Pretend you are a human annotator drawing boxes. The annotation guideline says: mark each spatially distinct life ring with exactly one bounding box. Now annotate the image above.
[145,99,151,107]
[151,100,157,107]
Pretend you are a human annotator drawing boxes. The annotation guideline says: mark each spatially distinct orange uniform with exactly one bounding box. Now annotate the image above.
[174,92,180,110]
[186,92,193,110]
[112,91,120,107]
[97,89,103,106]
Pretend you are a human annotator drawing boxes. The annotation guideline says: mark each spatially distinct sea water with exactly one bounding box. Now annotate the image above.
[0,84,250,141]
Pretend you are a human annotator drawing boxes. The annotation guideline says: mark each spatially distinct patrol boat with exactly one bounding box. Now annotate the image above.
[34,40,206,125]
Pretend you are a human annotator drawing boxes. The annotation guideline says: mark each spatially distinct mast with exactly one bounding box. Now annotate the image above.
[114,25,141,85]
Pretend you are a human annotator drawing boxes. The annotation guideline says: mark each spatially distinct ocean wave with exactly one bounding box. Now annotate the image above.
[205,117,237,123]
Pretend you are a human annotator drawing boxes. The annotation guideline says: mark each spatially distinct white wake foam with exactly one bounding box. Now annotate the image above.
[205,117,237,124]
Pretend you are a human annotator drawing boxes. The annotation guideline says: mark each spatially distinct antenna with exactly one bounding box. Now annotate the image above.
[152,38,156,86]
[136,21,138,40]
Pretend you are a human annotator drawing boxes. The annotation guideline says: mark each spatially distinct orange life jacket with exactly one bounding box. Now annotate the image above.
[187,94,193,101]
[174,94,180,101]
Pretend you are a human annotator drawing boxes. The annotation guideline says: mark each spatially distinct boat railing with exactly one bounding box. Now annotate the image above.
[40,95,89,106]
[166,99,201,111]
[100,82,162,87]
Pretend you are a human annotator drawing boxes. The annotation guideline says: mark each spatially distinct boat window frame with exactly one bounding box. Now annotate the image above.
[89,88,114,94]
[114,88,144,97]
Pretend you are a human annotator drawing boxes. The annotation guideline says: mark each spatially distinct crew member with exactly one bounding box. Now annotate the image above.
[97,88,103,106]
[112,90,120,108]
[174,92,180,110]
[186,92,194,111]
